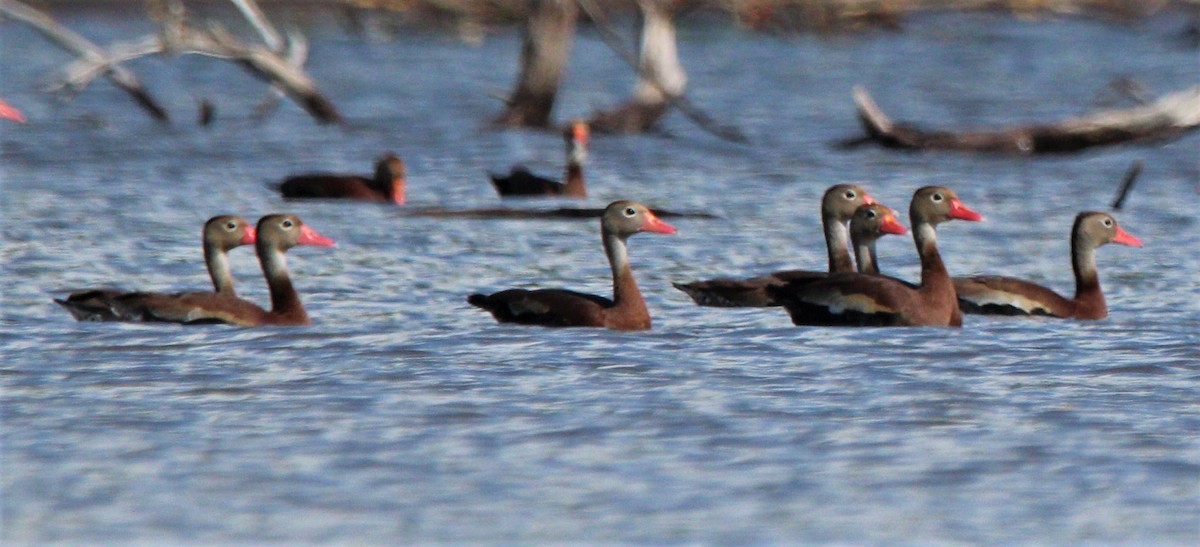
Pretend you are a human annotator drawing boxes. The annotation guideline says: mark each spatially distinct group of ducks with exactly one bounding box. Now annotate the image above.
[51,121,588,326]
[674,184,1142,327]
[468,183,1142,330]
[54,119,1143,329]
[57,214,335,326]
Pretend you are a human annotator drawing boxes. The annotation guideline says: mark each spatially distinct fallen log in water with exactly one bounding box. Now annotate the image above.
[851,84,1200,154]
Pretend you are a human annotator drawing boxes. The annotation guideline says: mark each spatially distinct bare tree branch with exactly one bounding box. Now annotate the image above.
[177,23,341,123]
[578,0,745,142]
[230,0,284,51]
[4,0,339,124]
[492,0,579,128]
[1,0,169,121]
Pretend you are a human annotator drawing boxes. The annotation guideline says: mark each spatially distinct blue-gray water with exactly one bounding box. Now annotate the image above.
[2,6,1199,544]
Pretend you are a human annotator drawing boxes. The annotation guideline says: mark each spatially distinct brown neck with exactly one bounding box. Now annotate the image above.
[823,214,854,273]
[373,163,393,186]
[371,173,400,199]
[913,221,954,300]
[204,241,237,297]
[853,237,880,275]
[563,163,586,197]
[1071,238,1106,319]
[604,231,650,325]
[258,244,309,323]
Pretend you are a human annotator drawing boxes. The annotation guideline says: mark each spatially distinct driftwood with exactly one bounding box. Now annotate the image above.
[852,84,1200,154]
[579,0,746,142]
[3,0,339,124]
[492,0,579,128]
[584,0,686,133]
[0,0,169,120]
[229,0,309,118]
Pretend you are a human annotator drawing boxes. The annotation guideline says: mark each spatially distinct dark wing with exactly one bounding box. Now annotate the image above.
[54,289,129,321]
[769,273,915,326]
[57,289,265,326]
[674,269,825,308]
[489,166,564,197]
[280,175,378,200]
[954,276,1068,317]
[468,288,611,327]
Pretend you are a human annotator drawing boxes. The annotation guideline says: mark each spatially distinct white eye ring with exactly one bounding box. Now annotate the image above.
[225,221,238,231]
[282,219,294,229]
[1103,218,1113,227]
[623,207,636,217]
[844,190,856,199]
[932,193,944,202]
[866,210,877,218]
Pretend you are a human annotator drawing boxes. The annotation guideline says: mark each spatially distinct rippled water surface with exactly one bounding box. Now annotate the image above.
[2,6,1199,544]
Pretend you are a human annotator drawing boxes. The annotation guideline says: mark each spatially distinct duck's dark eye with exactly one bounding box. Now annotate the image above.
[1103,218,1113,227]
[282,219,294,229]
[844,190,856,199]
[225,221,238,231]
[932,193,944,202]
[623,207,637,217]
[866,210,877,218]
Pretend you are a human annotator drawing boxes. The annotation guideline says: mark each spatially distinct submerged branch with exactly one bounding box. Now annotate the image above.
[852,84,1200,154]
[1110,160,1144,210]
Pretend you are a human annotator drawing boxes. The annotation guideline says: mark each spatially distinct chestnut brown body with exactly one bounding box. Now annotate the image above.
[954,212,1142,319]
[490,121,589,198]
[280,154,406,205]
[469,201,676,330]
[55,215,256,322]
[771,186,983,327]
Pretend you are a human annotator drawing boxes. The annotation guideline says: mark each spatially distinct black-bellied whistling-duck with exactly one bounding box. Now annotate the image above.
[169,214,336,326]
[489,120,589,198]
[954,212,1142,319]
[468,200,676,330]
[280,153,406,205]
[55,215,257,322]
[770,186,983,327]
[0,99,25,123]
[848,203,908,275]
[673,184,875,307]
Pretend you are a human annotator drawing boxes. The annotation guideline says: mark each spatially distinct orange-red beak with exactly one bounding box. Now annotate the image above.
[573,121,589,145]
[240,226,257,245]
[861,192,877,205]
[880,213,908,235]
[1112,225,1143,248]
[298,225,336,247]
[642,211,677,235]
[948,199,983,222]
[0,99,25,123]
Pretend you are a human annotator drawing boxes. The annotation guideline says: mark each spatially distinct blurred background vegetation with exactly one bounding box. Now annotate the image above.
[30,1,1200,32]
